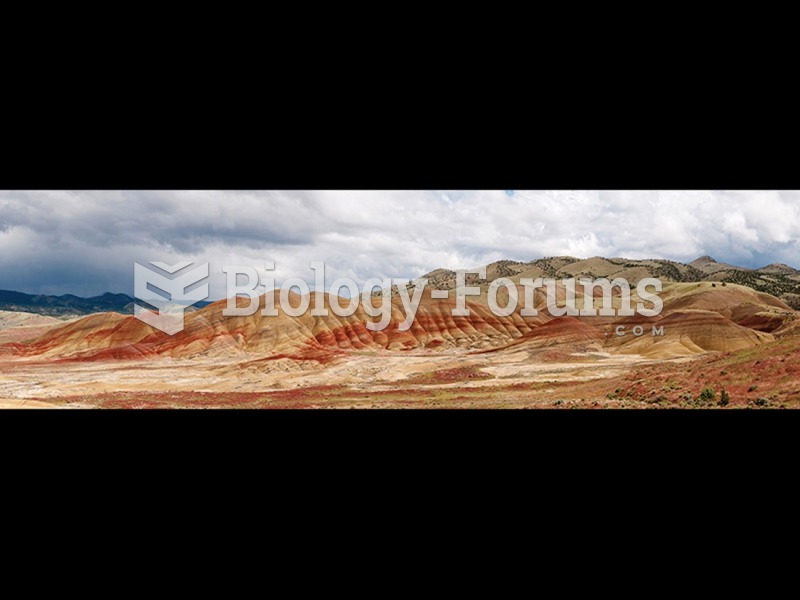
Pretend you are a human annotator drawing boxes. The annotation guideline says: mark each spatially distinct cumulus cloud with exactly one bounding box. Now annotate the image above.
[0,190,798,298]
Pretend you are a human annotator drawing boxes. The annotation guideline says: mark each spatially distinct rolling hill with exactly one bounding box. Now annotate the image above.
[2,279,795,363]
[1,255,798,365]
[3,255,797,318]
[413,255,800,309]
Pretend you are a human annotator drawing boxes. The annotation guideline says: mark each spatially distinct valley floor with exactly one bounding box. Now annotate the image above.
[2,341,797,408]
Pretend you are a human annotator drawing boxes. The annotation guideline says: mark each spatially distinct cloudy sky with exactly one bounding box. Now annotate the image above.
[1,190,798,299]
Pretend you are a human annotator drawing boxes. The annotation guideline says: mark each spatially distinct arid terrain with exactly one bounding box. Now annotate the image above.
[1,256,799,409]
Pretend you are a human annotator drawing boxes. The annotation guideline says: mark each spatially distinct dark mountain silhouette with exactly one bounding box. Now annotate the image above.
[0,290,136,316]
[0,289,211,316]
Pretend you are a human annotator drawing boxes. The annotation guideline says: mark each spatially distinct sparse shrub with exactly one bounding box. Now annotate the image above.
[721,282,727,287]
[719,389,730,407]
[748,385,758,392]
[697,387,716,405]
[720,370,728,376]
[712,283,717,287]
[754,397,769,407]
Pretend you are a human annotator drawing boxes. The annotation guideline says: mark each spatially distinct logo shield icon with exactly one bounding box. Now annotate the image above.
[133,262,209,335]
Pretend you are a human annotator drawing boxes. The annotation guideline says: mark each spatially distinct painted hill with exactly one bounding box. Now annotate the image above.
[1,255,798,364]
[0,310,77,345]
[3,280,796,363]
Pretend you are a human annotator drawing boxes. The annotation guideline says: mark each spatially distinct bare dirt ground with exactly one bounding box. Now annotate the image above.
[2,340,797,408]
[0,349,686,409]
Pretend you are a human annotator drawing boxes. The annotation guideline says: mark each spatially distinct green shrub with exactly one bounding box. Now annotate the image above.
[719,389,730,407]
[697,387,716,405]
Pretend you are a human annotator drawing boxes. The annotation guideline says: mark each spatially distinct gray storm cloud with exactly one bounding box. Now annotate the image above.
[0,190,798,298]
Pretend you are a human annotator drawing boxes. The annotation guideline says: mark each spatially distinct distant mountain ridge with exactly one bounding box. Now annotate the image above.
[417,255,800,309]
[2,255,799,317]
[0,290,212,317]
[0,290,136,316]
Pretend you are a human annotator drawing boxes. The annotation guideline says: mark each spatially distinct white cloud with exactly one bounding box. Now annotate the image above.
[0,190,798,298]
